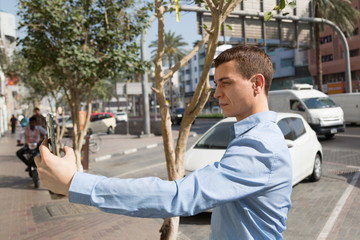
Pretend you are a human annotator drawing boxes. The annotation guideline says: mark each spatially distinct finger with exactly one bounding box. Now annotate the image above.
[63,146,75,160]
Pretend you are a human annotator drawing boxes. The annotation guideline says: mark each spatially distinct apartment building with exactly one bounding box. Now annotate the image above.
[0,10,17,136]
[307,0,360,94]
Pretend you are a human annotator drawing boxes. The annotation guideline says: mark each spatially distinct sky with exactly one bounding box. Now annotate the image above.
[0,0,201,60]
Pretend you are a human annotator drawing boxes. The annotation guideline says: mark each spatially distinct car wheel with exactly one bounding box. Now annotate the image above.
[310,153,322,182]
[107,126,114,134]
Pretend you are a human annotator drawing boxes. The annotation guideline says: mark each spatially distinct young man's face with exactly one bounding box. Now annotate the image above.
[214,60,256,121]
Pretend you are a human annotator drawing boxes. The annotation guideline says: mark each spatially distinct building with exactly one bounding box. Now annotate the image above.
[0,10,17,136]
[307,0,360,94]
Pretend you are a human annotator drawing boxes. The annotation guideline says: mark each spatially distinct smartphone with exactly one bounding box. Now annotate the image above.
[46,113,58,156]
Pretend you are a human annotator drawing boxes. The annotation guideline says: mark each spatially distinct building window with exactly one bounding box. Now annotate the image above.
[320,35,332,44]
[194,67,197,72]
[186,80,191,86]
[322,54,333,62]
[194,55,197,60]
[350,49,359,57]
[195,78,198,84]
[185,69,190,74]
[280,58,294,68]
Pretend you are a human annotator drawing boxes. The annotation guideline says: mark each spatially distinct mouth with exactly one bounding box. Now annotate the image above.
[219,103,228,107]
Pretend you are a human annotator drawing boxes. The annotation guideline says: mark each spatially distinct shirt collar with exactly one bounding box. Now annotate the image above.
[232,111,277,138]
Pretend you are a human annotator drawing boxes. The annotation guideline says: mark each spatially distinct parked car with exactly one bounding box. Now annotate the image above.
[88,112,116,134]
[62,112,116,136]
[185,112,323,187]
[115,112,128,122]
[171,108,195,125]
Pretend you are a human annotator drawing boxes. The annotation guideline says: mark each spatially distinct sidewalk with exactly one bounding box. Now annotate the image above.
[0,129,188,240]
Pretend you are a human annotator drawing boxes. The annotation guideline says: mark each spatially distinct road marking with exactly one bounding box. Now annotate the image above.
[112,162,165,178]
[316,171,360,240]
[146,143,158,149]
[95,155,111,162]
[124,148,138,155]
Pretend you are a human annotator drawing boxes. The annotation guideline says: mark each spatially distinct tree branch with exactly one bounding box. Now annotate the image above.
[163,33,210,80]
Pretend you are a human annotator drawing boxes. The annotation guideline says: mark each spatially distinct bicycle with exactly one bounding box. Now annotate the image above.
[62,134,101,153]
[88,134,101,153]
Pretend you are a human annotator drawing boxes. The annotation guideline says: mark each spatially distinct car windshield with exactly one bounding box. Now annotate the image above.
[175,108,185,114]
[194,121,234,149]
[302,97,337,109]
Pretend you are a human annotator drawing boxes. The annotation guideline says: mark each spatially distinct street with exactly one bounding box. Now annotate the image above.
[0,120,359,239]
[90,121,360,240]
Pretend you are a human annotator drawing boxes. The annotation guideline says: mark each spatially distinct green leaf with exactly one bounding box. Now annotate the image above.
[264,11,273,21]
[203,24,208,29]
[273,5,280,11]
[226,24,232,30]
[288,1,296,10]
[279,0,286,9]
[169,7,174,13]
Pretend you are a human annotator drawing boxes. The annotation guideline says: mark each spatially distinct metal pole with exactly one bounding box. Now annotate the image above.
[174,5,352,93]
[140,15,157,136]
[140,33,150,135]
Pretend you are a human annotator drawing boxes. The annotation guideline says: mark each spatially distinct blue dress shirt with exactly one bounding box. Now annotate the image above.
[69,111,292,240]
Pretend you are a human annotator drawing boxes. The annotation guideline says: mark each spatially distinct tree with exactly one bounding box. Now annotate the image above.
[153,0,243,238]
[18,0,152,169]
[149,30,188,109]
[313,0,360,92]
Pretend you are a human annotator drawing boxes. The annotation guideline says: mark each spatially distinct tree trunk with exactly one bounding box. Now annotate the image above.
[160,217,179,240]
[154,1,243,239]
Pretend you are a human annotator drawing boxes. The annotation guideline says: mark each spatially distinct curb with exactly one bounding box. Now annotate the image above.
[92,132,198,163]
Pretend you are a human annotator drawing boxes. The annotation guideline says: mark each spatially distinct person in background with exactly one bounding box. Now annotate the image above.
[31,107,47,138]
[10,115,17,134]
[35,45,293,239]
[16,116,46,171]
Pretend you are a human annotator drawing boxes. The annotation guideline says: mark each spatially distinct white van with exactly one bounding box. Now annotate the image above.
[329,93,360,125]
[268,84,345,139]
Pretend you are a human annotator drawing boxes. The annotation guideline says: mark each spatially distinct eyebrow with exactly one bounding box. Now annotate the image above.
[214,77,231,85]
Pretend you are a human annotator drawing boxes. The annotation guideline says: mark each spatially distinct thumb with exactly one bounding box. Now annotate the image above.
[39,138,53,161]
[63,146,76,162]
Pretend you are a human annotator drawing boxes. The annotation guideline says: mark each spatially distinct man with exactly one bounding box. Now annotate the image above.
[10,114,17,134]
[36,45,292,239]
[17,116,47,171]
[32,107,47,138]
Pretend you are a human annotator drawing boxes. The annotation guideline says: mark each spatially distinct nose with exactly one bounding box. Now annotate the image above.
[213,86,222,99]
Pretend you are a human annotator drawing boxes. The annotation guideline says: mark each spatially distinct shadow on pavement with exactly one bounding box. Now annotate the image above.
[0,175,44,190]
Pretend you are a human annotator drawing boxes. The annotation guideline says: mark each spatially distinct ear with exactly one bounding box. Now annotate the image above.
[252,74,265,95]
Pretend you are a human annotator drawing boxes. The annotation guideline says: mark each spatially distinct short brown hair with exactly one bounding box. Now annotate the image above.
[214,45,273,94]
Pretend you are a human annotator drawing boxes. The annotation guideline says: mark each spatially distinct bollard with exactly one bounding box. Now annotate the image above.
[81,135,90,170]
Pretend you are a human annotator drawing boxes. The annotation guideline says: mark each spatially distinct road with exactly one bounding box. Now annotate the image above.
[90,121,360,240]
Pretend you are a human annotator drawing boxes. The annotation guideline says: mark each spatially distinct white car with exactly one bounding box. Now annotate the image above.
[115,112,128,122]
[62,112,116,136]
[185,112,323,186]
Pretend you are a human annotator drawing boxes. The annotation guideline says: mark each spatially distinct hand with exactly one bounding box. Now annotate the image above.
[35,139,77,196]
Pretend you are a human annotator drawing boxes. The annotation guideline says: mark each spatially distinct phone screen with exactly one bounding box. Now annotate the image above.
[46,113,58,156]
